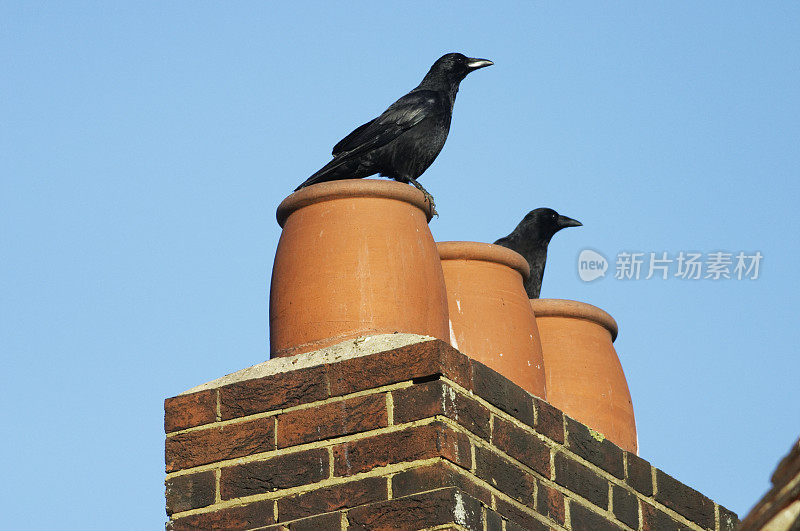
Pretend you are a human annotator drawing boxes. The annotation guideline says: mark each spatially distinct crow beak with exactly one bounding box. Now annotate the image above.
[557,215,582,229]
[466,58,493,70]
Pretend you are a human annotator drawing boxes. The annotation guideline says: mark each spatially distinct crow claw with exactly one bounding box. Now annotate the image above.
[408,178,438,218]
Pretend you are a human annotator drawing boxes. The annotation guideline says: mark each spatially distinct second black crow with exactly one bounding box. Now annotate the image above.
[494,208,582,298]
[294,53,493,214]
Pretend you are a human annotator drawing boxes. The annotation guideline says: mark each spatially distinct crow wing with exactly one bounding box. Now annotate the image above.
[331,90,442,158]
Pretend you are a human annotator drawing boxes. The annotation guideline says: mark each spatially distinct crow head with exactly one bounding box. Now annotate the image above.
[517,208,582,244]
[423,53,493,86]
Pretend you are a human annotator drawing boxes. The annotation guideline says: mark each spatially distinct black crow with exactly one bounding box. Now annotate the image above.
[294,53,493,213]
[494,208,582,299]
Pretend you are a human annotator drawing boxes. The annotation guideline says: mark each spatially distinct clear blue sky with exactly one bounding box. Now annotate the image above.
[3,2,798,528]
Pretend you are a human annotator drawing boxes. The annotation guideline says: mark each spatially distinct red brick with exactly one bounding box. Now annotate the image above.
[655,469,715,529]
[534,397,564,444]
[346,487,482,530]
[276,476,386,522]
[277,393,387,448]
[569,500,623,531]
[612,484,638,529]
[167,499,275,530]
[284,511,342,530]
[474,445,536,508]
[219,365,328,420]
[494,497,549,531]
[641,501,691,531]
[258,512,344,530]
[718,505,739,531]
[472,361,535,427]
[220,448,328,499]
[165,470,215,515]
[492,415,550,477]
[626,451,653,496]
[391,462,492,506]
[485,507,504,531]
[566,417,624,479]
[165,390,217,433]
[536,481,565,526]
[392,380,490,439]
[332,421,471,477]
[327,340,472,396]
[554,452,609,509]
[165,416,275,473]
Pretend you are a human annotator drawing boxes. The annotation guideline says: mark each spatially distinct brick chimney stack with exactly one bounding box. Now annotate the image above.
[164,335,738,530]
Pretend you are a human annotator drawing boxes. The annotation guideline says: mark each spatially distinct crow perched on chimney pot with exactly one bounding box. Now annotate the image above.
[294,53,493,214]
[494,208,582,299]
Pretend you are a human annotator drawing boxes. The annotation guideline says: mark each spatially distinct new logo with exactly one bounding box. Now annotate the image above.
[578,249,608,282]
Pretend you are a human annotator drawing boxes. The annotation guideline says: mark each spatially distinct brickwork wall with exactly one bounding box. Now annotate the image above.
[165,339,739,530]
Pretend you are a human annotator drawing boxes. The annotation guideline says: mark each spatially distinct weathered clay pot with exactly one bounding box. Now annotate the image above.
[437,241,546,399]
[530,299,637,453]
[270,179,449,358]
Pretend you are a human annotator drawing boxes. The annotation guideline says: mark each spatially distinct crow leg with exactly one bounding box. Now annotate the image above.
[407,177,438,217]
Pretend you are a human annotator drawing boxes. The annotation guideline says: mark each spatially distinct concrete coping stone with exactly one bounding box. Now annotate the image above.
[181,333,436,395]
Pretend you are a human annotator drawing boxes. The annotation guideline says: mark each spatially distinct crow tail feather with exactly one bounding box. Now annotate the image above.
[294,157,350,191]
